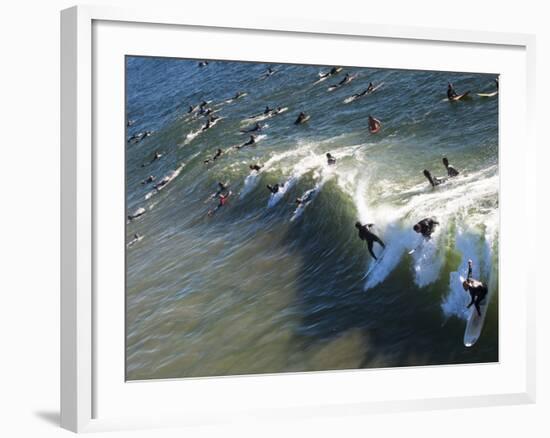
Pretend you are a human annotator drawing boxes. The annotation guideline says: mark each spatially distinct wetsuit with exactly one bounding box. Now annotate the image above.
[327,154,336,165]
[447,84,458,100]
[446,164,459,177]
[250,164,262,172]
[414,218,439,238]
[267,184,280,194]
[357,223,386,260]
[465,263,488,317]
[423,170,444,187]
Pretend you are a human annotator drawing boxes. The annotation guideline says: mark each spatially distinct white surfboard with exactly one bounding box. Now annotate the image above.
[476,91,498,97]
[463,299,488,347]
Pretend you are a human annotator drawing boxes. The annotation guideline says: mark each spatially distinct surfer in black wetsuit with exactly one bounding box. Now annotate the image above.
[141,175,156,185]
[204,148,223,164]
[413,218,439,239]
[249,164,263,172]
[326,153,336,165]
[355,221,386,260]
[236,135,257,150]
[241,122,262,134]
[463,259,488,317]
[442,157,459,177]
[294,112,309,125]
[423,169,445,187]
[447,82,458,100]
[267,183,282,194]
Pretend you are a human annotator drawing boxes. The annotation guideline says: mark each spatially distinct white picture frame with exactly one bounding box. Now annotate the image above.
[61,4,536,433]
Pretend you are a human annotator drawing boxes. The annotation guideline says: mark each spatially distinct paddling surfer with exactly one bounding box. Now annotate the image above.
[413,218,439,239]
[204,148,223,164]
[423,169,446,187]
[326,153,336,165]
[355,221,386,260]
[241,122,262,134]
[442,157,459,177]
[463,259,488,317]
[236,135,257,149]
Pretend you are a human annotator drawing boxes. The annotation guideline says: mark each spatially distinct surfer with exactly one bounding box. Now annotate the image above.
[294,112,310,125]
[204,148,223,164]
[463,259,488,317]
[338,73,352,86]
[127,119,135,127]
[413,218,439,239]
[202,115,219,131]
[423,169,445,187]
[295,189,316,207]
[241,123,263,134]
[141,151,163,167]
[236,135,257,149]
[127,233,142,247]
[267,183,282,194]
[355,221,386,260]
[264,106,274,115]
[198,60,208,67]
[141,175,156,185]
[233,91,246,100]
[447,82,458,100]
[128,207,146,221]
[208,191,231,217]
[326,153,336,165]
[368,115,381,134]
[442,157,459,177]
[262,67,275,78]
[249,164,263,172]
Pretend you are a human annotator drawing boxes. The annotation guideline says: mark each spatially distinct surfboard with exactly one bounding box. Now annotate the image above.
[449,91,470,101]
[295,115,310,125]
[476,91,498,97]
[463,298,488,347]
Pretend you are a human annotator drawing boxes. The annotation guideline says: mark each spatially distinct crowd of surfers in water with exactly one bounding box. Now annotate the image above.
[127,63,498,317]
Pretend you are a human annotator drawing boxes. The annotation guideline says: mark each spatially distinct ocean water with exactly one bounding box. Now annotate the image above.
[125,56,499,380]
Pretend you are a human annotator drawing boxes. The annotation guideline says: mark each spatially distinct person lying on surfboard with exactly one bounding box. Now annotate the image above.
[235,135,257,149]
[423,169,446,187]
[368,115,381,134]
[208,191,231,217]
[442,157,459,177]
[319,66,342,79]
[463,259,488,317]
[413,218,439,239]
[355,221,386,260]
[204,148,223,164]
[241,122,263,134]
[326,153,336,165]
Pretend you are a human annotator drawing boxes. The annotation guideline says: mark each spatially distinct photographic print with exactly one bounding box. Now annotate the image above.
[125,56,499,380]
